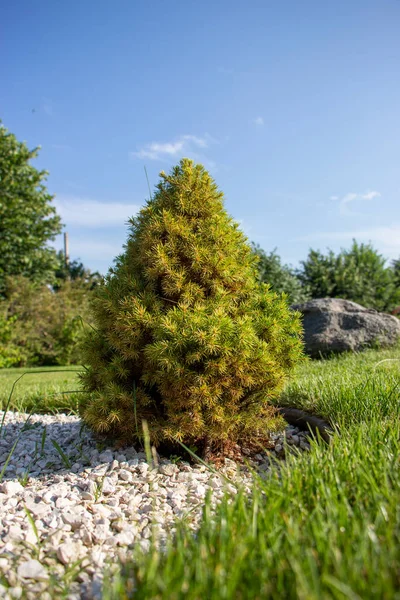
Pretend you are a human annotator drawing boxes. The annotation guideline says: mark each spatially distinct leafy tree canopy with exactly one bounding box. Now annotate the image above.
[0,122,62,295]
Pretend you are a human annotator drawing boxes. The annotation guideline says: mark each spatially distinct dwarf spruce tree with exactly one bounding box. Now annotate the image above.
[80,159,304,450]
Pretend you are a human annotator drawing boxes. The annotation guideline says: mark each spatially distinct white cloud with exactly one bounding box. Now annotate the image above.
[252,116,264,126]
[51,144,72,151]
[64,239,124,260]
[329,190,381,215]
[131,134,212,161]
[64,181,86,192]
[136,140,184,159]
[217,66,235,75]
[54,196,141,228]
[339,193,358,215]
[42,97,54,117]
[294,224,400,260]
[361,191,381,201]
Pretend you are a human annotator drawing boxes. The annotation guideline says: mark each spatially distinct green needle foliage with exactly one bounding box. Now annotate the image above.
[80,159,305,450]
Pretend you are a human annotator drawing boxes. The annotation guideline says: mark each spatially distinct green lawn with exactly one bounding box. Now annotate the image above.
[0,365,83,415]
[278,342,400,427]
[108,417,400,600]
[1,344,400,599]
[102,343,400,600]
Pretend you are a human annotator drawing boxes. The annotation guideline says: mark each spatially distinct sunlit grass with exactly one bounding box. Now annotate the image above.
[278,341,400,427]
[100,342,400,599]
[1,342,400,598]
[0,366,82,414]
[104,420,400,600]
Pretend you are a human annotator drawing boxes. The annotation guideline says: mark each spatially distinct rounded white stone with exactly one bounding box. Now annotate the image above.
[17,559,48,581]
[0,481,24,495]
[0,409,297,596]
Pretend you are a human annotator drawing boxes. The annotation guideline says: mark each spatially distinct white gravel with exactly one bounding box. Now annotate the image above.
[0,411,311,599]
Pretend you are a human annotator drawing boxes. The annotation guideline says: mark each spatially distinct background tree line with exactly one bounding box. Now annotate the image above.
[251,241,400,310]
[0,122,102,367]
[1,122,399,367]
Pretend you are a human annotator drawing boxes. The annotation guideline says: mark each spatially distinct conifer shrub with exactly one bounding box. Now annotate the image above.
[80,159,305,453]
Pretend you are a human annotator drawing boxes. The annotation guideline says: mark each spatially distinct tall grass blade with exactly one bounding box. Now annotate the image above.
[51,439,72,468]
[141,420,153,468]
[1,369,81,437]
[144,166,152,200]
[172,438,238,488]
[0,438,19,483]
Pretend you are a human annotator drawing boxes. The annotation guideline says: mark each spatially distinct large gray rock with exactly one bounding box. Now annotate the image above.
[290,298,400,358]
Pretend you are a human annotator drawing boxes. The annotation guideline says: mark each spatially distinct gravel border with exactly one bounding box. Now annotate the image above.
[0,411,311,599]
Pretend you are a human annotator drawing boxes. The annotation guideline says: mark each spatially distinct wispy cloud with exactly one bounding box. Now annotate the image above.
[54,196,141,228]
[51,144,72,151]
[64,181,87,192]
[217,66,235,75]
[216,66,257,76]
[63,239,124,260]
[42,97,54,117]
[234,218,251,237]
[131,134,212,161]
[330,190,381,216]
[294,224,400,259]
[252,116,264,127]
[362,191,381,201]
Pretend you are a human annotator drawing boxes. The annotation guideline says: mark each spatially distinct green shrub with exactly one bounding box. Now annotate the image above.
[392,257,400,287]
[0,276,93,366]
[80,159,305,451]
[53,250,103,291]
[251,243,310,304]
[297,239,400,312]
[0,313,29,367]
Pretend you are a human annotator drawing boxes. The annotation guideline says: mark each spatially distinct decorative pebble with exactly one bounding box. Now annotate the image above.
[17,559,49,581]
[0,409,309,598]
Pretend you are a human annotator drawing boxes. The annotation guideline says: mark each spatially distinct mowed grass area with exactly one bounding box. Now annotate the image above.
[1,343,399,421]
[102,343,400,600]
[0,366,83,415]
[1,343,400,599]
[278,342,400,427]
[107,418,400,600]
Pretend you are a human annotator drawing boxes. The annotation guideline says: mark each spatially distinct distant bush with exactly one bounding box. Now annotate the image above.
[0,276,95,367]
[297,240,400,312]
[0,312,29,368]
[251,244,310,304]
[53,251,103,291]
[392,257,400,288]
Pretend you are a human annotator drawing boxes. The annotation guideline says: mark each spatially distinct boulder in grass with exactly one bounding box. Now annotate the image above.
[290,298,400,358]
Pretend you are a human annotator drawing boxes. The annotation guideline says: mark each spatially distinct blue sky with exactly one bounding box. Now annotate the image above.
[2,0,400,274]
